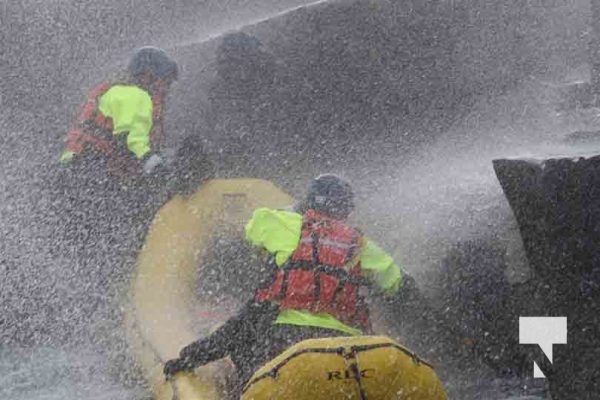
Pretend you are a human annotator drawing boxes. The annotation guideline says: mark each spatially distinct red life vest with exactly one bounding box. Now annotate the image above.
[255,209,372,332]
[64,83,115,156]
[64,82,166,159]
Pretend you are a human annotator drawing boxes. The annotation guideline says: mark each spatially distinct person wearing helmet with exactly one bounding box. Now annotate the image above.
[59,46,178,176]
[215,31,275,87]
[163,174,414,388]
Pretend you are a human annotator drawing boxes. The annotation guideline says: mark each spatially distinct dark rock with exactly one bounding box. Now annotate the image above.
[493,154,600,398]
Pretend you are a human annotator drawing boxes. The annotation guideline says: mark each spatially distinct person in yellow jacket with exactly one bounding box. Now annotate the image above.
[164,174,417,386]
[59,46,178,176]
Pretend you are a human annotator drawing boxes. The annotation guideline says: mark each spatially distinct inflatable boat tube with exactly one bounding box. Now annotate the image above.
[242,335,448,400]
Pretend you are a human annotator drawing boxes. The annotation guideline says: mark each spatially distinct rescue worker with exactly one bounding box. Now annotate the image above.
[163,174,416,387]
[59,46,178,176]
[53,47,179,297]
[215,31,276,92]
[208,31,278,162]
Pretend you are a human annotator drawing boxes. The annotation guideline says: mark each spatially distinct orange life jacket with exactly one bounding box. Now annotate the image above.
[64,82,166,159]
[255,209,371,332]
[64,83,114,156]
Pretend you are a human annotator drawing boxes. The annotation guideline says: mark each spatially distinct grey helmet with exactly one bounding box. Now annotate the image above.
[306,174,354,219]
[128,46,178,83]
[221,32,262,51]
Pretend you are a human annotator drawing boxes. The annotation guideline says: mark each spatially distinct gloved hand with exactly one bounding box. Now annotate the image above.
[163,357,194,380]
[143,153,164,175]
[59,150,75,165]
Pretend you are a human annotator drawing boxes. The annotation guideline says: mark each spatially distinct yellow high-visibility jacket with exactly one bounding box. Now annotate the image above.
[60,84,155,163]
[245,207,403,335]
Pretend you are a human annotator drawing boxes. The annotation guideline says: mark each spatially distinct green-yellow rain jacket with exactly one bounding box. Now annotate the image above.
[98,85,154,159]
[60,84,154,163]
[245,207,403,335]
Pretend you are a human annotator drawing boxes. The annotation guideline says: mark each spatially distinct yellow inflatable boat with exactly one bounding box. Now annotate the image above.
[126,178,448,400]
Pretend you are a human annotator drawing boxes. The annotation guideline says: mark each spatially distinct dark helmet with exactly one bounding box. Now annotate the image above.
[128,46,178,82]
[306,174,354,219]
[216,31,274,87]
[221,32,262,52]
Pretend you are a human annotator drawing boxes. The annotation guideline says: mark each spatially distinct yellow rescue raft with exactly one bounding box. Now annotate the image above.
[126,178,448,400]
[242,335,448,400]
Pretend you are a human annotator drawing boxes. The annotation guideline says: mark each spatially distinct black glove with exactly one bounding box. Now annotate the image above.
[383,274,420,307]
[163,357,194,380]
